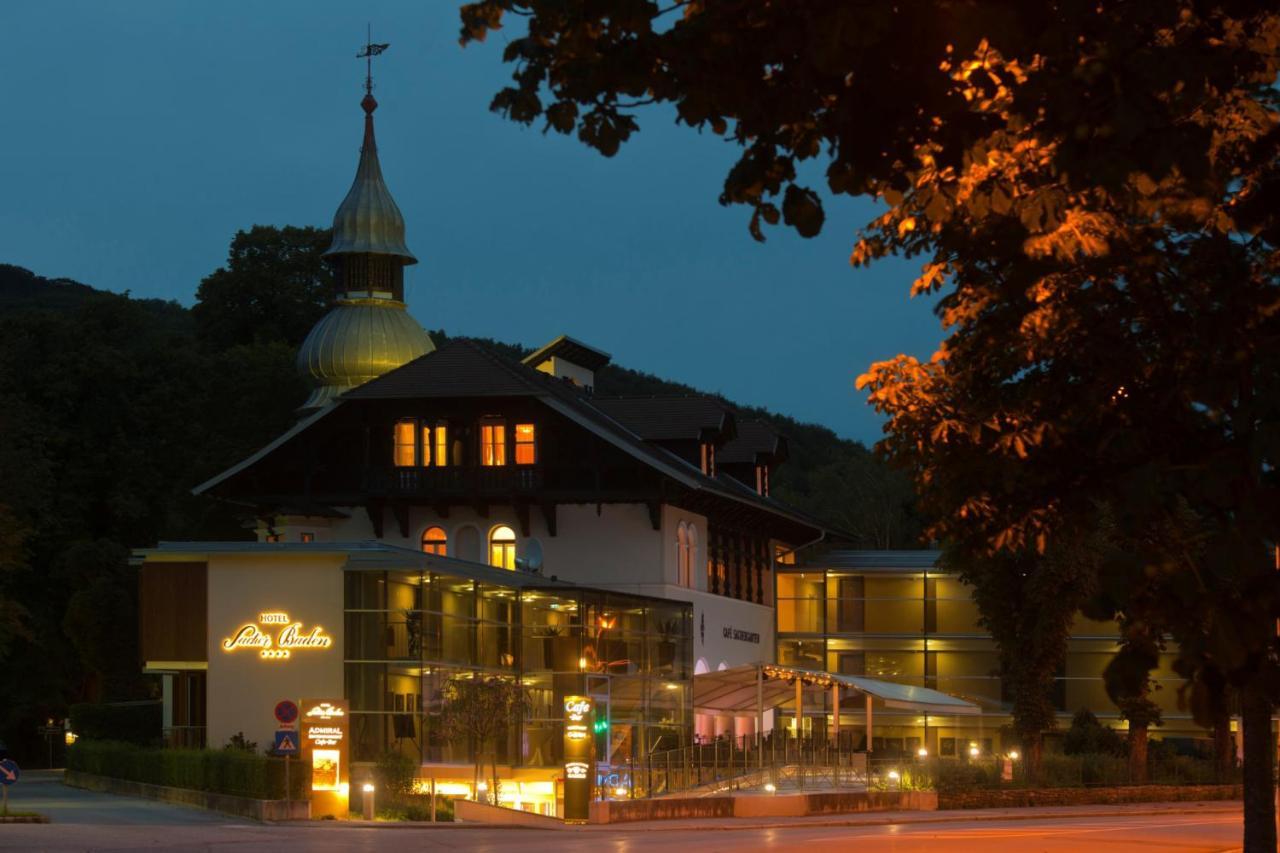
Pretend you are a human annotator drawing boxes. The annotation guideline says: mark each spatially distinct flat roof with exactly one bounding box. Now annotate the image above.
[790,549,943,572]
[134,540,691,607]
[694,663,981,716]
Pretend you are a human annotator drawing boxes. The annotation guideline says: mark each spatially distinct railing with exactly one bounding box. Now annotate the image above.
[616,731,874,799]
[373,465,544,497]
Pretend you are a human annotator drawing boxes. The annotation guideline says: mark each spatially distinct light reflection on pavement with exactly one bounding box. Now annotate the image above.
[1,774,1245,853]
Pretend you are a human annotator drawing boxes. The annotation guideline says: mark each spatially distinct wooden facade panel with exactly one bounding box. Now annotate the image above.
[139,561,207,663]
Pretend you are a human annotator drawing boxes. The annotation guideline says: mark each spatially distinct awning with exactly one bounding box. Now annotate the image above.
[695,664,981,716]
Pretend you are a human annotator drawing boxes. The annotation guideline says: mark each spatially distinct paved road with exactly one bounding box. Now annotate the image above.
[1,775,1246,852]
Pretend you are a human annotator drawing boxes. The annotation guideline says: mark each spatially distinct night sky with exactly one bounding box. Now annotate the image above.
[1,1,943,444]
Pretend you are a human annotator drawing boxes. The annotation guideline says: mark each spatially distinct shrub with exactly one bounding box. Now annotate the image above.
[67,740,306,800]
[374,752,416,798]
[1063,709,1127,757]
[69,702,162,746]
[936,760,994,793]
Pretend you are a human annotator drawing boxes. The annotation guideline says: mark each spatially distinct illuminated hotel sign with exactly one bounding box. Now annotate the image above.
[562,695,595,824]
[301,698,349,818]
[220,612,332,660]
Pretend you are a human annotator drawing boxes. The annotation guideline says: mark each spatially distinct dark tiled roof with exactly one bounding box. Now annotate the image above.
[591,396,736,442]
[206,339,828,538]
[718,419,786,465]
[342,339,539,399]
[522,334,612,372]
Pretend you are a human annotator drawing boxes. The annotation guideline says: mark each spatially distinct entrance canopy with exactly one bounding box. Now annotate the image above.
[695,664,981,716]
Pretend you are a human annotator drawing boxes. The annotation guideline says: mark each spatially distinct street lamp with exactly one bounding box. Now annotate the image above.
[1008,750,1020,761]
[968,744,980,758]
[917,747,928,758]
[361,782,375,819]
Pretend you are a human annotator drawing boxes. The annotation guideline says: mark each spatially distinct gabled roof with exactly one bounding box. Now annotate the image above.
[199,339,829,539]
[592,396,736,443]
[522,334,612,372]
[718,419,788,466]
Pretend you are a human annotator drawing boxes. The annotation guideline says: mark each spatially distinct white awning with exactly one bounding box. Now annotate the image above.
[695,664,981,716]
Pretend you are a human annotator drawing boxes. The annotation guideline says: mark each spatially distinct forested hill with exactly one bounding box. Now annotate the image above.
[0,227,919,761]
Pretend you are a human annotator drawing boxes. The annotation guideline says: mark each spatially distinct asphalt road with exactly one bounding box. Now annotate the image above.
[1,774,1246,852]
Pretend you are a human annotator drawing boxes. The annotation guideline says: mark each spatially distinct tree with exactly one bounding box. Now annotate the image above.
[460,5,1279,847]
[192,225,332,350]
[440,676,529,804]
[943,543,1093,785]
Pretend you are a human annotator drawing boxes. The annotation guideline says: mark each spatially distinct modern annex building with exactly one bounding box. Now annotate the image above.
[776,550,1211,758]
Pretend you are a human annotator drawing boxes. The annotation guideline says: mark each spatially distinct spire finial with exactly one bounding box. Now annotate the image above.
[356,25,390,110]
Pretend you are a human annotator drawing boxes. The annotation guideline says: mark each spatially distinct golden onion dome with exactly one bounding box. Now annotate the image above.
[324,93,417,263]
[296,300,434,411]
[296,85,433,413]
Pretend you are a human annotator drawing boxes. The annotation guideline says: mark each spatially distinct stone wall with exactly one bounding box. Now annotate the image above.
[589,790,936,824]
[938,784,1243,810]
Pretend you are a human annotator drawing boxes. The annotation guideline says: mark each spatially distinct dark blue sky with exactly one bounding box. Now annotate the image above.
[1,1,943,445]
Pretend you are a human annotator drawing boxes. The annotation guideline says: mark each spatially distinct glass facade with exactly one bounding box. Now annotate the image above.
[777,561,1203,753]
[344,566,693,769]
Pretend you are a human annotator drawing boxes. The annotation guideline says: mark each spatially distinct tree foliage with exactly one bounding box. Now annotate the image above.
[192,225,332,350]
[460,4,1279,846]
[440,675,529,802]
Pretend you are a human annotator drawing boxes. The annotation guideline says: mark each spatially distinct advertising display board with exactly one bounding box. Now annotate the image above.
[300,698,349,817]
[562,695,595,823]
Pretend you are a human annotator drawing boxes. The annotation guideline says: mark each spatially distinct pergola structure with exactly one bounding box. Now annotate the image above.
[694,663,981,752]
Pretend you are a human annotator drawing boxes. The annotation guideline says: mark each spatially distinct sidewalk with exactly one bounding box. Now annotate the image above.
[323,799,1241,832]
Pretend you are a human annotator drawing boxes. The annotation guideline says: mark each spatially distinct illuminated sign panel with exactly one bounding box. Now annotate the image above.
[562,695,594,824]
[301,698,349,817]
[220,612,332,661]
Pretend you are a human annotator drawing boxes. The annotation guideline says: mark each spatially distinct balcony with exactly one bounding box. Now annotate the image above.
[370,465,544,498]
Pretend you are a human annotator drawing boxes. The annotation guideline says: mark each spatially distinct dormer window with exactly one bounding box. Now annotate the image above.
[756,464,770,496]
[514,423,536,465]
[481,420,507,466]
[700,442,716,477]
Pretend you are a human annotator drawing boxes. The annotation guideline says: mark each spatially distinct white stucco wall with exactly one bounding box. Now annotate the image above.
[205,554,345,750]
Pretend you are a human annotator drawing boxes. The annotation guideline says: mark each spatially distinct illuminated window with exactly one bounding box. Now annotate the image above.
[700,442,716,476]
[756,465,770,496]
[420,425,432,466]
[394,419,417,467]
[489,525,516,570]
[481,421,507,466]
[434,423,448,467]
[514,423,536,465]
[677,523,690,587]
[265,533,281,544]
[422,526,447,556]
[300,532,314,543]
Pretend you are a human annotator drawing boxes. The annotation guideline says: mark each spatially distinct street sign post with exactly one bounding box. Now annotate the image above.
[274,700,299,804]
[275,700,299,727]
[274,730,300,755]
[0,758,20,817]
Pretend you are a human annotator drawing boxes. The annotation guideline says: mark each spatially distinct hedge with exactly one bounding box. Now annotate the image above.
[68,740,307,801]
[69,702,162,746]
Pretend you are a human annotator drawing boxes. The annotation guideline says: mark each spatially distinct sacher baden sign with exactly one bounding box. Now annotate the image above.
[220,611,332,661]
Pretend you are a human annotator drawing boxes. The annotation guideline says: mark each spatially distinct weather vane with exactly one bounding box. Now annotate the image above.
[356,24,390,97]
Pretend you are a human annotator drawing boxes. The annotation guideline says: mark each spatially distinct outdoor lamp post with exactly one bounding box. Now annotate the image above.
[362,782,375,819]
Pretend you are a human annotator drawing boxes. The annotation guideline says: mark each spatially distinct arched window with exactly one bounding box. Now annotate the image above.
[676,522,689,587]
[421,526,447,556]
[686,525,699,589]
[489,525,517,570]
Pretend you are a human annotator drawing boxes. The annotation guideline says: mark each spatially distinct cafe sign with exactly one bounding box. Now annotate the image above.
[221,611,332,660]
[562,695,595,824]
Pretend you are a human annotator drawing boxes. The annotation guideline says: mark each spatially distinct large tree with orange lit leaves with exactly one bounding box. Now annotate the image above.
[460,2,1280,847]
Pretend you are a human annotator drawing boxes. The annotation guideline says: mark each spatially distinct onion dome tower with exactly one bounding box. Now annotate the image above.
[297,47,433,412]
